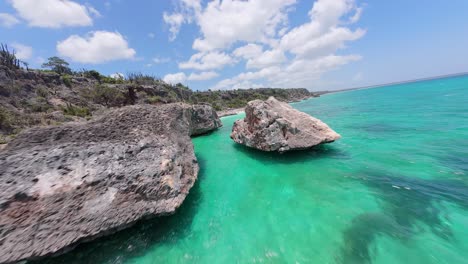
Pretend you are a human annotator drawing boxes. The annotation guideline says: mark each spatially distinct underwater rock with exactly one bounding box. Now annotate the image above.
[231,97,340,152]
[0,103,219,263]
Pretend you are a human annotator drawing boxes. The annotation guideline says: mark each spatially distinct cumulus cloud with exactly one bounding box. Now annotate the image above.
[188,71,219,81]
[213,0,365,90]
[9,0,99,28]
[11,43,33,60]
[246,49,286,69]
[163,72,187,84]
[192,0,296,51]
[163,0,202,41]
[0,13,20,27]
[165,0,365,90]
[57,31,136,64]
[233,44,263,59]
[110,73,124,79]
[179,52,233,70]
[213,55,361,90]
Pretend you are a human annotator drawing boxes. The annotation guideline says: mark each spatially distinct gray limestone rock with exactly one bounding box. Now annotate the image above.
[0,103,220,263]
[231,97,340,152]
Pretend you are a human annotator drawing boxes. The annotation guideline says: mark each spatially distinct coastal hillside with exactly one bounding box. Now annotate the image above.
[0,51,315,143]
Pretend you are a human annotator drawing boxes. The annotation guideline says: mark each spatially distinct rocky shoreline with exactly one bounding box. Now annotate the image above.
[0,104,221,263]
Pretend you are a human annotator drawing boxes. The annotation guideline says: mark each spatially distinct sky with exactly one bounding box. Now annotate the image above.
[1,0,468,91]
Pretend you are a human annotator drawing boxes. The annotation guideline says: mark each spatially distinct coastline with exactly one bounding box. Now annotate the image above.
[217,96,316,118]
[319,72,468,96]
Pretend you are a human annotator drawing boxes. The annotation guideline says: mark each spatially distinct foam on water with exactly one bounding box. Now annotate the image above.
[41,75,468,264]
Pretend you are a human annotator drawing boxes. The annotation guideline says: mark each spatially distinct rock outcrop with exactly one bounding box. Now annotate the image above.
[190,104,222,136]
[0,103,220,263]
[231,97,340,152]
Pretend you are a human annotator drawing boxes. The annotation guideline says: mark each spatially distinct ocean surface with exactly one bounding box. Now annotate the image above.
[42,76,468,264]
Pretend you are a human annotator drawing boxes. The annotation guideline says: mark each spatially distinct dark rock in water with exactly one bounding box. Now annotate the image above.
[190,104,222,136]
[0,103,220,263]
[230,97,340,153]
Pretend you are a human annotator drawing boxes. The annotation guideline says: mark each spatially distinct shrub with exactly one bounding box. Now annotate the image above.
[62,103,91,118]
[29,98,52,113]
[36,86,50,98]
[83,70,102,81]
[127,72,161,85]
[61,75,72,88]
[146,96,163,104]
[0,43,27,70]
[91,85,125,107]
[0,107,13,130]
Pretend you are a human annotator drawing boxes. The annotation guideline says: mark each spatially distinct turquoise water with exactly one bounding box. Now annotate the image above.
[42,76,468,264]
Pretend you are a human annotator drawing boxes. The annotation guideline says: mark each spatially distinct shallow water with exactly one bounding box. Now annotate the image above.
[41,76,468,264]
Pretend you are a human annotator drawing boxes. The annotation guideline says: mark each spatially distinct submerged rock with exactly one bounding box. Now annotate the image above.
[0,103,220,263]
[230,97,340,152]
[190,104,222,136]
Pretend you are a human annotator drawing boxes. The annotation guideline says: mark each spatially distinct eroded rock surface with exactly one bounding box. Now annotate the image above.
[190,104,222,136]
[0,103,219,263]
[231,97,340,152]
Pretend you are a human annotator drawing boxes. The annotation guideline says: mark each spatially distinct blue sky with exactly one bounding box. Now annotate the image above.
[1,0,468,91]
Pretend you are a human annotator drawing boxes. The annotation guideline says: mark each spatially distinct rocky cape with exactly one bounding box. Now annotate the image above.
[231,97,341,152]
[0,66,316,143]
[0,103,221,263]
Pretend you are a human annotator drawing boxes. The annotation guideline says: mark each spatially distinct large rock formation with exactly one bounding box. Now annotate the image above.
[0,103,220,263]
[231,97,340,152]
[190,104,222,136]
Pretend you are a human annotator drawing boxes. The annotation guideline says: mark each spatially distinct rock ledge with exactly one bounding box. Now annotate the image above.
[0,103,219,263]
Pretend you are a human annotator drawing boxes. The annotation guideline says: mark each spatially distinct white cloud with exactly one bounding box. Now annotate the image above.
[213,54,361,90]
[11,43,33,60]
[163,72,187,84]
[110,73,124,79]
[188,71,219,81]
[0,13,20,27]
[163,0,202,41]
[349,7,363,24]
[153,57,170,64]
[166,0,365,90]
[192,0,296,51]
[179,51,233,70]
[57,31,136,64]
[9,0,99,28]
[246,49,286,69]
[163,12,185,41]
[233,44,263,59]
[148,32,155,39]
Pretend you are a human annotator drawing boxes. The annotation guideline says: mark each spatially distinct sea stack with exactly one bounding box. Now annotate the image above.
[0,103,220,263]
[230,97,340,153]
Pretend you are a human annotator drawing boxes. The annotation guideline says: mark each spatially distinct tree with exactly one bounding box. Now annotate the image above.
[42,56,72,75]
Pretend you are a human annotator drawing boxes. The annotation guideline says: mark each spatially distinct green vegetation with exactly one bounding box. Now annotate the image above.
[0,107,13,132]
[42,56,72,75]
[61,74,72,88]
[0,44,27,70]
[90,85,125,107]
[62,103,91,118]
[127,72,162,85]
[0,53,314,142]
[36,86,50,98]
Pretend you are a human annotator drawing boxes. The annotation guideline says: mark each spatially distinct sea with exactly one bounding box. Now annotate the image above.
[41,75,468,264]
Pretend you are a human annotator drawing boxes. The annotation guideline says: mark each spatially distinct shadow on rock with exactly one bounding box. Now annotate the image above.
[36,155,208,264]
[337,170,468,264]
[232,141,350,164]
